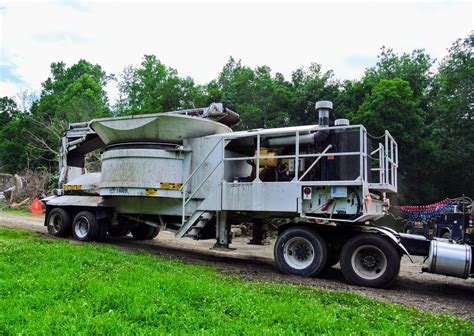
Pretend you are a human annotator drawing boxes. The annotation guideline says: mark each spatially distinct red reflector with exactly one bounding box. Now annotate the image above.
[303,187,311,195]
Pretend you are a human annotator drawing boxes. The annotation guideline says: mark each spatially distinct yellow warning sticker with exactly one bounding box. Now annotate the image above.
[159,182,182,190]
[64,184,82,191]
[145,188,158,196]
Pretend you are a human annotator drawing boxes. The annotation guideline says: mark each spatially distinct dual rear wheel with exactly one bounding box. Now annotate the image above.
[274,226,328,277]
[46,208,159,242]
[46,208,71,237]
[274,227,401,288]
[340,234,400,288]
[47,210,108,242]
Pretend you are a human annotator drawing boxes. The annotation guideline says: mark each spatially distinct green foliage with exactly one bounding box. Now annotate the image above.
[116,55,206,115]
[217,58,292,129]
[0,98,23,171]
[47,171,60,190]
[429,34,474,199]
[353,79,421,143]
[290,63,340,124]
[365,47,433,101]
[0,227,472,334]
[350,79,428,202]
[34,59,112,121]
[341,46,438,203]
[0,114,34,172]
[0,60,113,173]
[0,97,20,129]
[335,48,433,123]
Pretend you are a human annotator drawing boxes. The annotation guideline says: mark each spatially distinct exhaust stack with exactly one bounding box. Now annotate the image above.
[316,101,333,127]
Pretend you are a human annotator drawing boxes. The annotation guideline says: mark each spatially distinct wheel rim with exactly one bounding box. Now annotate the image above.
[74,216,90,239]
[48,213,62,234]
[283,237,314,269]
[351,245,387,280]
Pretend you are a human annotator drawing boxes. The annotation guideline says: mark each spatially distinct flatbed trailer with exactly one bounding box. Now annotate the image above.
[43,102,473,288]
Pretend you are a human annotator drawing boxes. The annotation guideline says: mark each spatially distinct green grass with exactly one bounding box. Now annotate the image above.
[0,227,472,335]
[0,205,39,217]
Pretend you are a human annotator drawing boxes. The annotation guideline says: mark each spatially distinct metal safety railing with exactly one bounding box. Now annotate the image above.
[222,125,397,191]
[179,138,224,224]
[179,124,398,224]
[369,130,398,191]
[222,125,367,183]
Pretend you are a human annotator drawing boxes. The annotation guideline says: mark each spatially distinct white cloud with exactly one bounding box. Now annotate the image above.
[0,1,472,104]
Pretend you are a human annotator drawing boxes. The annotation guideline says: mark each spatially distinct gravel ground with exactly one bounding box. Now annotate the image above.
[0,211,473,321]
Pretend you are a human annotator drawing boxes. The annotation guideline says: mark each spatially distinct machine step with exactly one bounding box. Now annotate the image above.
[176,211,215,239]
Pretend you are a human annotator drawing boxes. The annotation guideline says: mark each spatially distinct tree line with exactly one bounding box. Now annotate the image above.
[0,34,472,204]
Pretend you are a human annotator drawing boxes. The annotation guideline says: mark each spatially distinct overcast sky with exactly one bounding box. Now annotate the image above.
[0,0,472,104]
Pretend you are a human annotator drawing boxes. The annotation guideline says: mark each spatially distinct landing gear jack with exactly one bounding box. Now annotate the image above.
[212,211,235,251]
[248,219,270,245]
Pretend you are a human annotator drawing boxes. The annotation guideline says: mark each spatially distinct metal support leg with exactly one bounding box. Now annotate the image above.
[248,219,269,245]
[213,211,233,250]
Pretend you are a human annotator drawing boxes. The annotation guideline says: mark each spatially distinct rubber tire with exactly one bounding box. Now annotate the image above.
[340,234,401,288]
[274,226,328,277]
[131,224,159,240]
[72,211,100,242]
[150,226,160,239]
[108,225,131,237]
[441,231,451,239]
[46,208,71,237]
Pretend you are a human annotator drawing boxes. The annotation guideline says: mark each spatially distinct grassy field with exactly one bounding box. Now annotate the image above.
[0,206,40,217]
[0,227,472,335]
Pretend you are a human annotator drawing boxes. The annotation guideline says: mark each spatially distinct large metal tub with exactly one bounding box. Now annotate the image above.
[99,148,189,198]
[90,114,231,145]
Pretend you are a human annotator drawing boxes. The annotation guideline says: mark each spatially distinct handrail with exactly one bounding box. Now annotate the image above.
[180,138,223,191]
[365,130,397,190]
[223,152,360,161]
[379,143,385,184]
[298,144,332,181]
[181,138,224,224]
[184,161,223,206]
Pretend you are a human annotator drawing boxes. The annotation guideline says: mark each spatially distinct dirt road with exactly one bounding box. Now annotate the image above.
[1,211,473,321]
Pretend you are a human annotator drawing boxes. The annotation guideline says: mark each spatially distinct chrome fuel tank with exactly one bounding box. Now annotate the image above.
[427,240,472,279]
